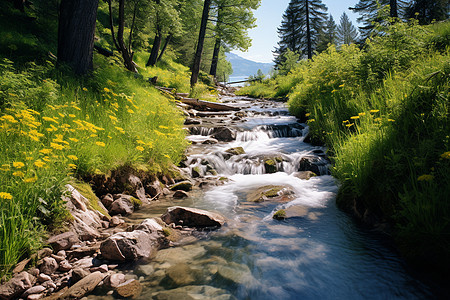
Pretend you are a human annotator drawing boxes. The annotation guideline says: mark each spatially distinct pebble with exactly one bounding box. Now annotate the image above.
[37,273,51,283]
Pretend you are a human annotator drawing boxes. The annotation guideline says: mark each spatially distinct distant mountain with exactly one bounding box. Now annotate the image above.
[226,53,273,78]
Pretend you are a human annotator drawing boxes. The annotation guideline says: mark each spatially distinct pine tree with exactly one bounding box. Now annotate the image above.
[337,12,358,46]
[406,0,449,24]
[316,14,337,53]
[349,0,408,39]
[274,0,327,65]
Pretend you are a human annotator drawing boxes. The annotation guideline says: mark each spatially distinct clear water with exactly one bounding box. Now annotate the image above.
[93,99,442,299]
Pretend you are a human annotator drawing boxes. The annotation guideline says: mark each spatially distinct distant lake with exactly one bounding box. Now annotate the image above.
[225,76,250,87]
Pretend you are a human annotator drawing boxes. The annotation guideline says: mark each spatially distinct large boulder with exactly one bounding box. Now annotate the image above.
[0,272,35,300]
[161,206,226,229]
[115,279,142,298]
[246,185,295,203]
[46,232,79,252]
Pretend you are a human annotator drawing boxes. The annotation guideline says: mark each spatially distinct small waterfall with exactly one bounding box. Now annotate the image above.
[189,126,215,136]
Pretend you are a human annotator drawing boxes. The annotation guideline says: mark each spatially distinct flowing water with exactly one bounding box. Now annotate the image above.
[91,97,441,299]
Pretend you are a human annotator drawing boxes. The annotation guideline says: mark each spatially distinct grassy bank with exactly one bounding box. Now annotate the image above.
[0,6,195,278]
[239,20,450,273]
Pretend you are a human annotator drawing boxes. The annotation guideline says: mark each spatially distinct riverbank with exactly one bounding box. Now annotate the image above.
[237,21,450,275]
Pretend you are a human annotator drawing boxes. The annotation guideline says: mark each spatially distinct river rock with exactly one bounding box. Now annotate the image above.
[165,263,197,286]
[40,257,58,275]
[0,272,35,300]
[246,186,295,203]
[225,147,245,156]
[134,218,164,233]
[61,271,105,299]
[184,118,202,125]
[105,273,126,288]
[202,138,219,144]
[169,181,193,192]
[71,268,91,284]
[161,206,226,228]
[101,194,114,209]
[115,279,142,298]
[298,156,329,175]
[37,274,51,283]
[58,260,72,272]
[145,180,163,198]
[128,174,147,204]
[216,263,255,287]
[211,127,235,142]
[100,230,161,261]
[109,196,134,216]
[22,285,45,298]
[28,294,44,300]
[264,159,278,174]
[293,171,317,180]
[46,232,78,252]
[173,190,189,198]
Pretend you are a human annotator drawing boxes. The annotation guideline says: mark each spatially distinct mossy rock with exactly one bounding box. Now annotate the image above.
[225,147,245,156]
[70,181,110,218]
[170,181,193,192]
[130,196,142,209]
[264,159,277,174]
[192,166,202,178]
[273,209,286,220]
[246,185,284,203]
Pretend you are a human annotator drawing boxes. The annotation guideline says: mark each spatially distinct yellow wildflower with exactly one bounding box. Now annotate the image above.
[34,160,46,168]
[159,125,169,130]
[136,146,144,152]
[441,152,450,160]
[339,83,345,88]
[13,171,25,177]
[0,192,13,200]
[69,114,76,118]
[103,87,110,93]
[51,143,64,150]
[82,87,88,92]
[2,115,18,123]
[136,140,145,145]
[69,138,79,142]
[305,113,311,117]
[358,112,366,116]
[374,118,382,122]
[13,162,25,169]
[95,141,105,147]
[24,177,37,183]
[115,127,125,134]
[370,110,379,113]
[350,116,360,120]
[127,108,134,114]
[417,174,434,182]
[39,148,52,154]
[307,119,315,123]
[346,123,354,128]
[68,164,77,169]
[42,156,50,162]
[388,119,395,122]
[42,116,59,124]
[67,155,78,160]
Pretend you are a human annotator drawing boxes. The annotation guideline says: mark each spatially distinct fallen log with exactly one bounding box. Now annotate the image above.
[178,98,239,112]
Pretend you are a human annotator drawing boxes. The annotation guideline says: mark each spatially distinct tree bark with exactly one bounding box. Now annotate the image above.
[390,0,398,18]
[157,33,172,63]
[57,0,99,75]
[117,0,137,72]
[209,37,221,77]
[305,0,312,60]
[190,0,211,87]
[147,27,162,66]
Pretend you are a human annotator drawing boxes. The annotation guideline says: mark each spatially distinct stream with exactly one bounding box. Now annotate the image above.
[90,96,439,299]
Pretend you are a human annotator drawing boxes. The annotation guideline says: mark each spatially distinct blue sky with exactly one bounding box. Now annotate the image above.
[233,0,359,63]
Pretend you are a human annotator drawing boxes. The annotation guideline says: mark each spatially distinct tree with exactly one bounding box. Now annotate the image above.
[406,0,449,24]
[146,0,182,66]
[316,14,337,52]
[337,12,358,45]
[57,0,100,75]
[208,0,260,78]
[190,0,212,87]
[349,0,408,38]
[274,0,327,64]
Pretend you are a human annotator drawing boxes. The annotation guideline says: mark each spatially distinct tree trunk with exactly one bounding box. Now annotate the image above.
[57,0,99,75]
[117,0,137,72]
[209,37,221,77]
[390,0,398,18]
[147,28,162,66]
[305,0,312,60]
[157,33,172,63]
[190,0,211,87]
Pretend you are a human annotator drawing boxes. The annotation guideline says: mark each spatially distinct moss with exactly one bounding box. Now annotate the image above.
[225,147,245,156]
[70,180,110,218]
[264,159,277,174]
[263,188,281,198]
[130,196,142,209]
[273,209,287,220]
[162,228,172,237]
